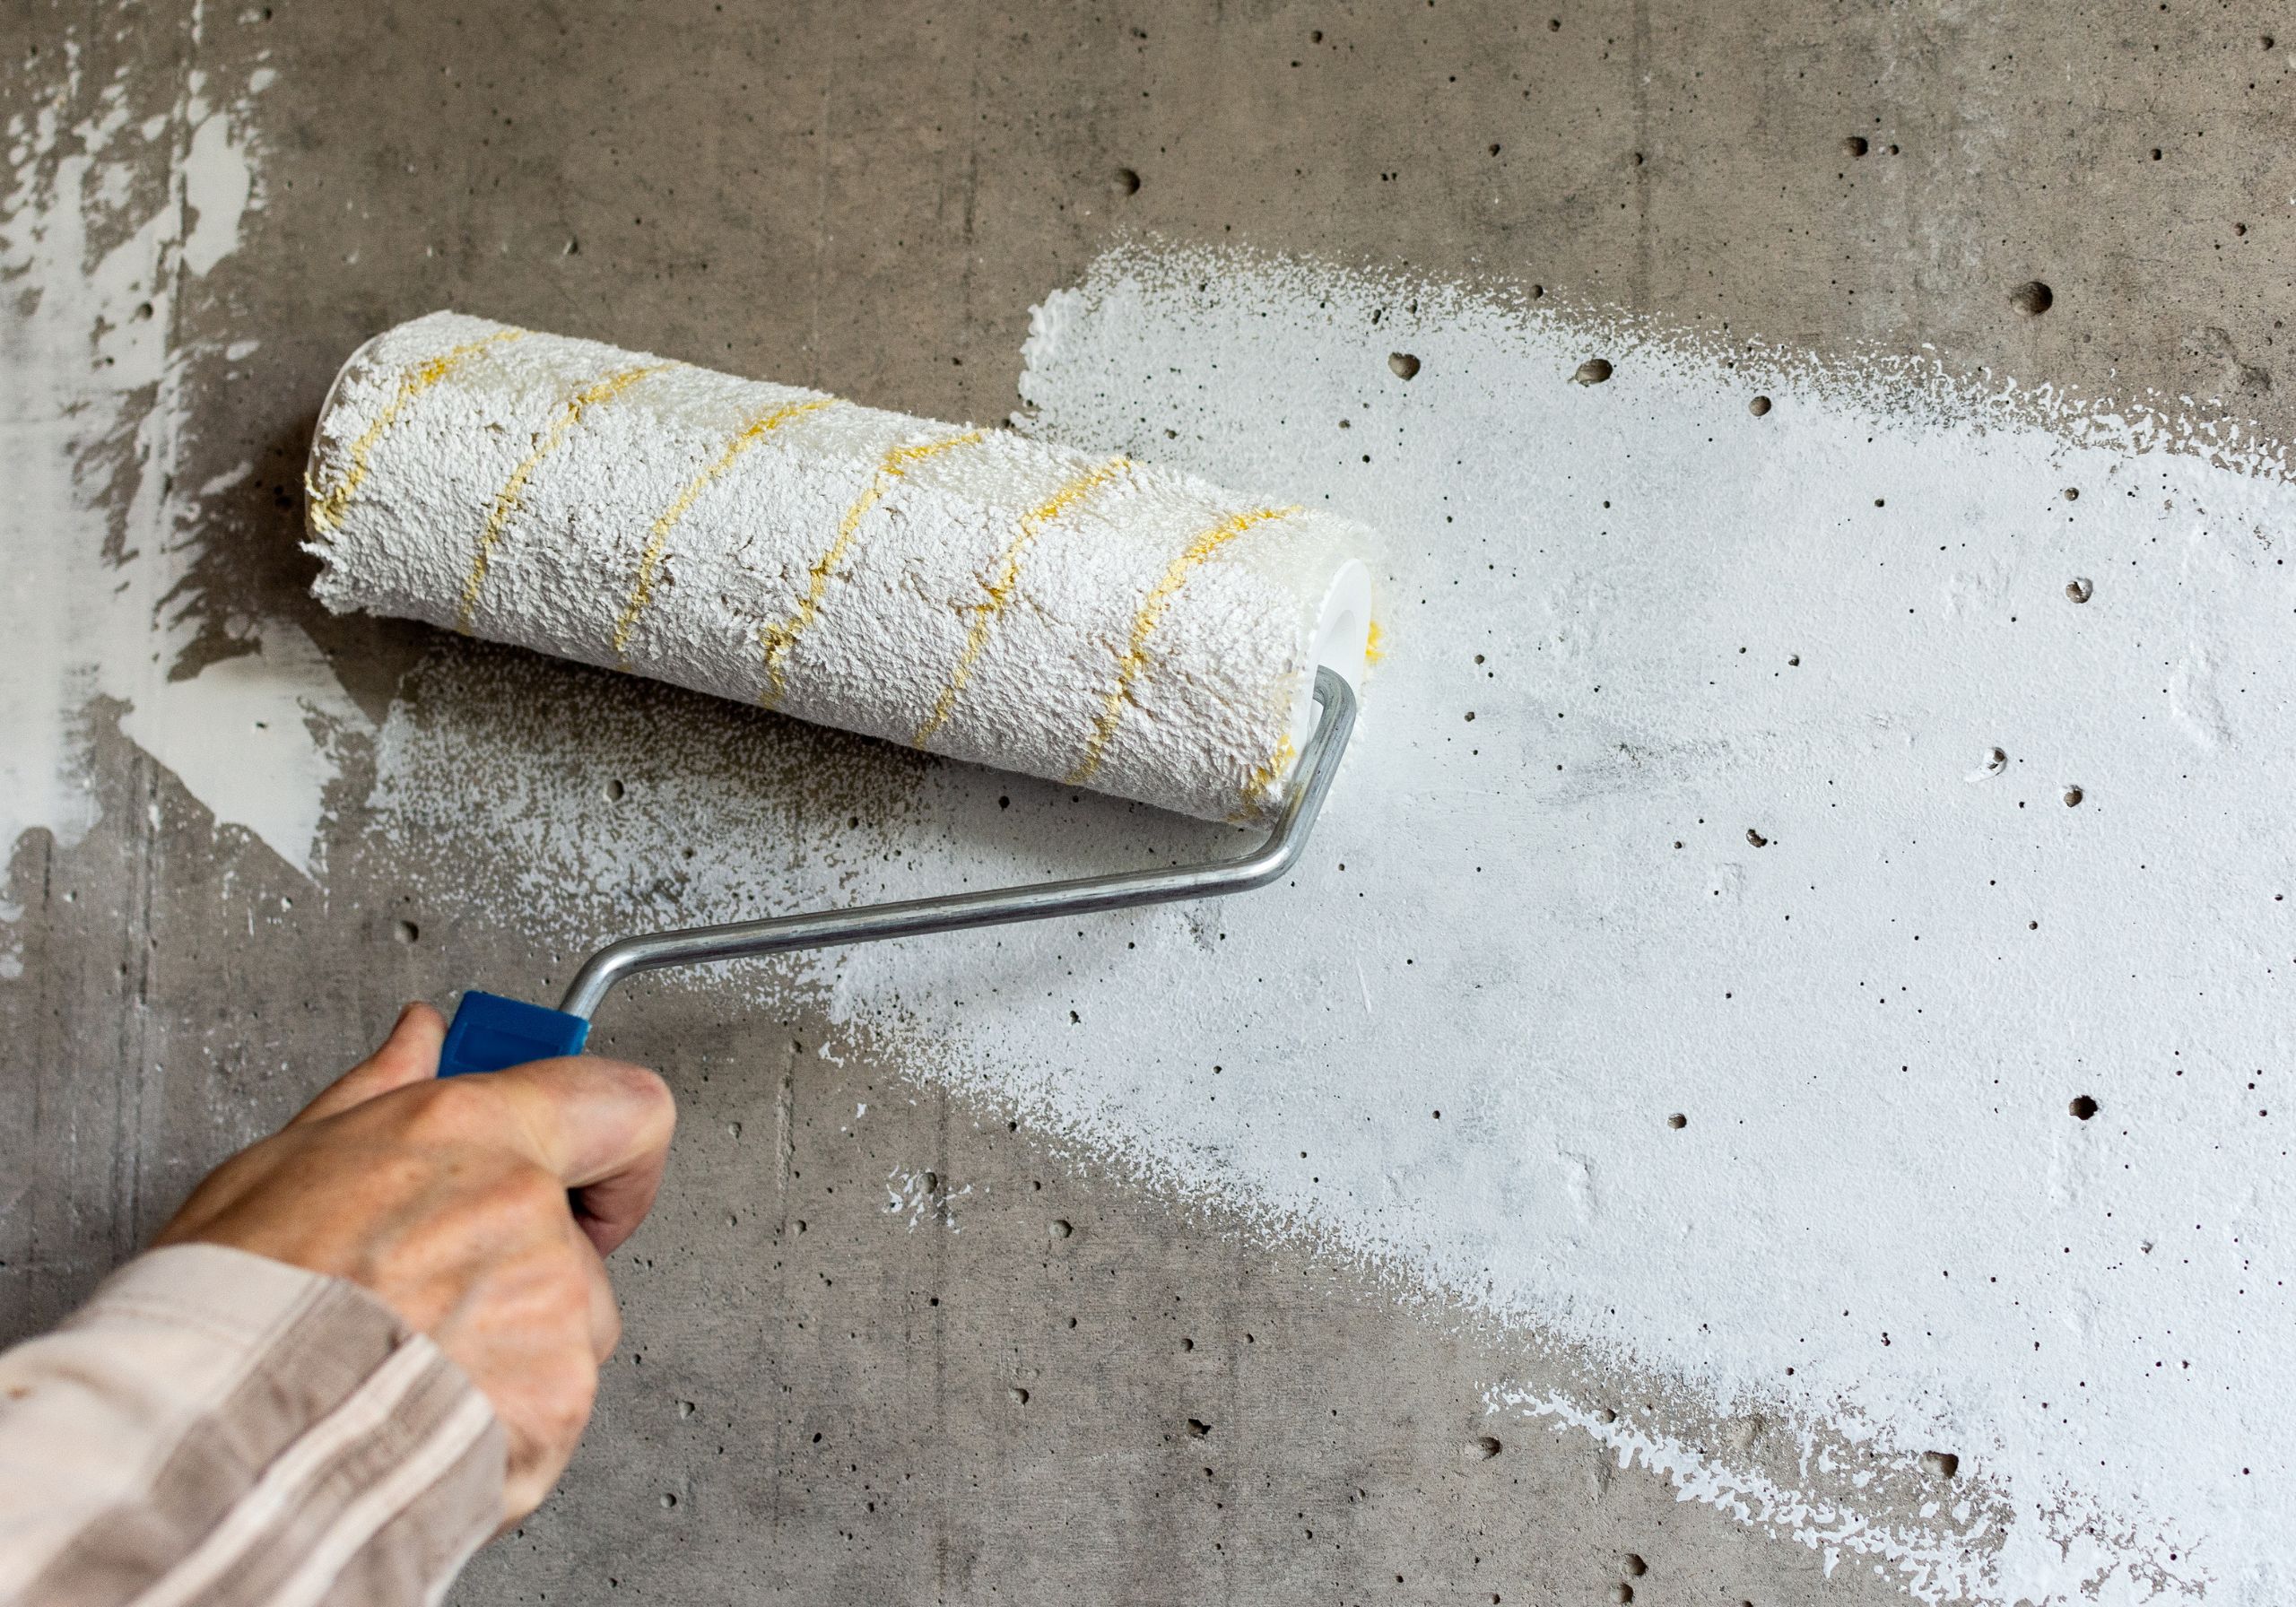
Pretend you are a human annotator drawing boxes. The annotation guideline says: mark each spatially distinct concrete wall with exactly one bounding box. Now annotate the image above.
[8,2,2293,1602]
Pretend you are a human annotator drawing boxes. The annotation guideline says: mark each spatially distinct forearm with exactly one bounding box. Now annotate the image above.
[0,1245,504,1607]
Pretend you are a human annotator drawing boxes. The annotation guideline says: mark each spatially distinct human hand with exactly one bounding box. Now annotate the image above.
[154,1002,677,1523]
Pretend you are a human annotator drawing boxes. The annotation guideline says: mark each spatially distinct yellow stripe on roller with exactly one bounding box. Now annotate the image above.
[305,328,526,535]
[911,455,1132,747]
[1067,505,1302,787]
[757,428,987,708]
[457,362,673,633]
[608,395,840,666]
[1233,732,1298,821]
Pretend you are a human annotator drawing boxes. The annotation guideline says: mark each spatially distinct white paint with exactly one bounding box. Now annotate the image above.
[116,621,371,879]
[309,313,1370,823]
[971,247,2295,1603]
[1,37,362,889]
[178,107,252,277]
[362,246,2296,1603]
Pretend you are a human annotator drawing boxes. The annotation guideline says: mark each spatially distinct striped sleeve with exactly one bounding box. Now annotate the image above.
[0,1244,505,1607]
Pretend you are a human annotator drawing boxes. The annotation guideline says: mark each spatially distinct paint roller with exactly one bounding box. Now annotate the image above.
[305,312,1372,1075]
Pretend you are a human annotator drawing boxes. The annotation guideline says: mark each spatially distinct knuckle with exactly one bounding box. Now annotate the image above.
[596,1059,677,1126]
[395,1078,501,1142]
[479,1163,572,1226]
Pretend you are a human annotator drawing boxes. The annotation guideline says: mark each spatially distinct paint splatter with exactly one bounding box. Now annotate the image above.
[1,29,364,899]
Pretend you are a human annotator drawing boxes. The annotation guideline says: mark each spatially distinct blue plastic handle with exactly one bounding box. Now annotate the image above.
[439,991,591,1077]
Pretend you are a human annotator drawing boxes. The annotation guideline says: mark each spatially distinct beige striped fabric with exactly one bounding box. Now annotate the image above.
[0,1246,503,1607]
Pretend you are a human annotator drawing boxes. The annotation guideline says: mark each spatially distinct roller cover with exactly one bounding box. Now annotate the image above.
[305,312,1373,823]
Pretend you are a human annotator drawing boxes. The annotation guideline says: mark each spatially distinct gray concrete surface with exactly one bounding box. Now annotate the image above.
[7,0,2292,1601]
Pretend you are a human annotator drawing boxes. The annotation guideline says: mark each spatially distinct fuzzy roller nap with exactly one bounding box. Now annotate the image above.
[302,312,1372,1075]
[307,311,1372,823]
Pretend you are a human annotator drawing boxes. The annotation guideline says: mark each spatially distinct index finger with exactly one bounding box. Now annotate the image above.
[484,1056,679,1255]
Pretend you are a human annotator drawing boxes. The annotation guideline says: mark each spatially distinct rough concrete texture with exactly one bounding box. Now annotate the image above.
[6,0,2291,1602]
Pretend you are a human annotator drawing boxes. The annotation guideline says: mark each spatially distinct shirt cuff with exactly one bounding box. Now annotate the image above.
[0,1243,506,1607]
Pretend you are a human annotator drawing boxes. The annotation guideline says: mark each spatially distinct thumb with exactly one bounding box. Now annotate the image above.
[291,1002,447,1125]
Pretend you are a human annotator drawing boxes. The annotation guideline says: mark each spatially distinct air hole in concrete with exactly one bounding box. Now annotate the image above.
[1115,167,1141,194]
[1611,1585,1634,1605]
[1745,828,1768,847]
[1622,1555,1648,1577]
[392,919,419,944]
[1748,395,1771,416]
[677,1400,696,1418]
[2066,577,2094,604]
[1921,1450,1961,1480]
[1180,1336,1194,1351]
[604,777,626,802]
[1467,1435,1502,1460]
[2063,486,2080,499]
[1389,352,1421,379]
[2152,146,2165,160]
[1010,1386,1030,1404]
[2265,33,2277,48]
[1666,1113,1687,1130]
[1843,135,1868,157]
[1049,1219,1074,1239]
[2009,280,2055,316]
[1596,1407,1618,1423]
[2070,1095,2100,1121]
[2063,786,2084,807]
[1187,1418,1212,1438]
[1575,358,1614,385]
[1982,746,2008,776]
